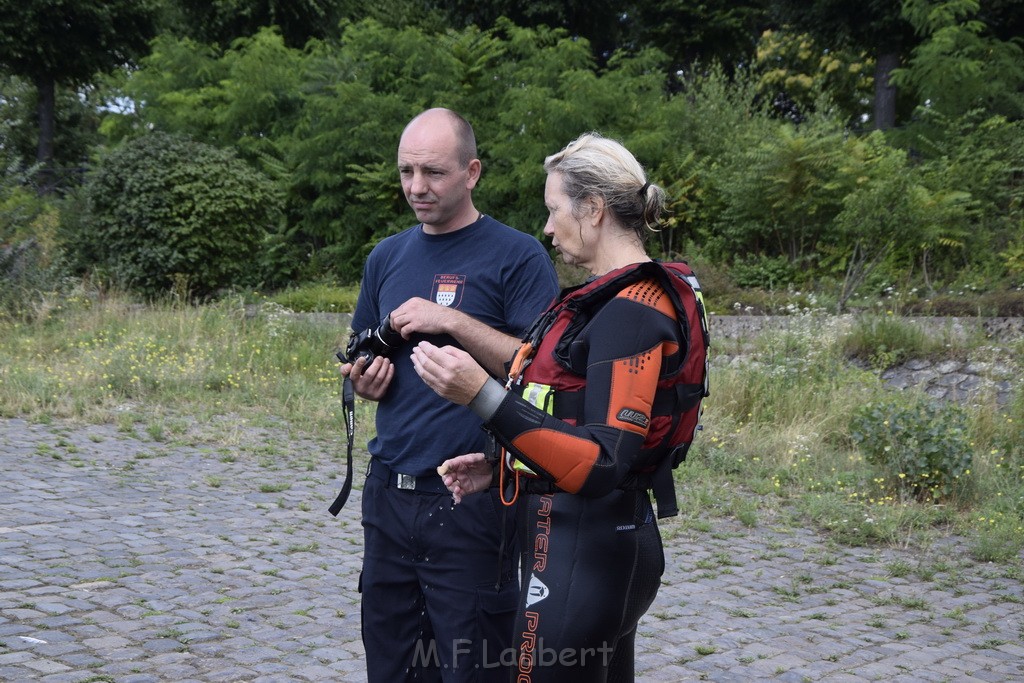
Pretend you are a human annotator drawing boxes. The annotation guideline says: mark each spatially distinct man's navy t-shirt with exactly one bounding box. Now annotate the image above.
[351,214,559,476]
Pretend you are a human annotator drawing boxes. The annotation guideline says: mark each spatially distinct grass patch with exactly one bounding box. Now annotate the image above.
[839,315,971,369]
[677,316,1023,562]
[1,290,1021,564]
[0,294,348,435]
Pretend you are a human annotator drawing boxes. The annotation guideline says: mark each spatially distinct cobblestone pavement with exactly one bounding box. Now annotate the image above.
[2,416,1022,682]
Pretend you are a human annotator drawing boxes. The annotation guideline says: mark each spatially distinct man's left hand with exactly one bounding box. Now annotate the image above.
[389,297,453,339]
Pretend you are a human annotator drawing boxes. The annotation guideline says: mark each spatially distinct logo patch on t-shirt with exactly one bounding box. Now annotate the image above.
[617,408,649,429]
[432,274,466,307]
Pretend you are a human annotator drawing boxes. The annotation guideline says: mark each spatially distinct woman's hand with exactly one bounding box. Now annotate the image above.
[411,341,489,405]
[437,453,493,504]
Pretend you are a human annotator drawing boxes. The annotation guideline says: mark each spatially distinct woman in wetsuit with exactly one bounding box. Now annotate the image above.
[411,132,707,682]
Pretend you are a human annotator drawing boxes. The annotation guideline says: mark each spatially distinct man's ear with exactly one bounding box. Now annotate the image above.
[466,158,482,189]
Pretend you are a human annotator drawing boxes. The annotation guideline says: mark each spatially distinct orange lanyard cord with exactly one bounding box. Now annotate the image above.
[498,448,520,507]
[506,343,534,389]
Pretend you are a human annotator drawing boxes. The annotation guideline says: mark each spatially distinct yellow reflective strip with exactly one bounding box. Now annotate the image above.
[514,382,554,475]
[523,382,554,414]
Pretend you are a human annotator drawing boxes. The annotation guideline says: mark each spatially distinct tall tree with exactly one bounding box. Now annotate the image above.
[979,0,1024,43]
[437,0,774,74]
[421,0,627,62]
[770,0,917,130]
[623,0,773,77]
[0,0,160,193]
[752,27,875,126]
[0,75,103,177]
[165,0,346,48]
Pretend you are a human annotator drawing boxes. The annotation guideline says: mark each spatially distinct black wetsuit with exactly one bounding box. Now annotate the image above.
[514,489,664,681]
[484,268,692,681]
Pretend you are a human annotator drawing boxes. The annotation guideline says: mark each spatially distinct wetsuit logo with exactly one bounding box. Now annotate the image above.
[525,575,549,607]
[432,274,466,307]
[617,408,649,429]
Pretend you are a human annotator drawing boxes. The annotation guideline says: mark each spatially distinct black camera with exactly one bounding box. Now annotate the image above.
[338,314,403,364]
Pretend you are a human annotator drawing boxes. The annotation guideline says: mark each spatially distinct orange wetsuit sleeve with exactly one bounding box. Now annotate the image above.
[485,279,682,497]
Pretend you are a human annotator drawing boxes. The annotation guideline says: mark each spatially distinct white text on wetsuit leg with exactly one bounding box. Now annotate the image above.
[533,495,552,572]
[519,494,553,681]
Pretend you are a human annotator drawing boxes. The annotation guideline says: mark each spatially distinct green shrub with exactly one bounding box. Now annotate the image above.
[970,514,1024,563]
[849,393,974,503]
[267,283,360,313]
[841,315,933,369]
[731,254,801,290]
[74,132,282,298]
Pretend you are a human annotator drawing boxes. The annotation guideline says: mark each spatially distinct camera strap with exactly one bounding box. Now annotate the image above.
[328,375,355,516]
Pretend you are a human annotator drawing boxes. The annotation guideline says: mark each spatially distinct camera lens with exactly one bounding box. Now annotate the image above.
[375,315,404,352]
[343,314,404,364]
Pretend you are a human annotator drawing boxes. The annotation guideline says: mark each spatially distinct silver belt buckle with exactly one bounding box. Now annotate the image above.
[397,473,417,490]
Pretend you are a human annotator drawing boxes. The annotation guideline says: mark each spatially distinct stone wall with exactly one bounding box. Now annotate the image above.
[710,315,1024,345]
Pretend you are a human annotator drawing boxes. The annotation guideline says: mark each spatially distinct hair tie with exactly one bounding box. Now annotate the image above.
[637,181,650,197]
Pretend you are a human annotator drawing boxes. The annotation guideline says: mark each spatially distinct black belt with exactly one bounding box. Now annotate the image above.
[520,478,561,495]
[519,473,650,496]
[368,459,449,495]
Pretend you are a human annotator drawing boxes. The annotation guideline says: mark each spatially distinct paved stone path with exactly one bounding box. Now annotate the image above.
[2,416,1022,682]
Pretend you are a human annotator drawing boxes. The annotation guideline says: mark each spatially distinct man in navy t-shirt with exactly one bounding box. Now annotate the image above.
[340,108,559,682]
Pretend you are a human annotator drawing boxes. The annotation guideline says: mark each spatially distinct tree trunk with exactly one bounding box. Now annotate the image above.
[873,51,900,131]
[34,74,56,195]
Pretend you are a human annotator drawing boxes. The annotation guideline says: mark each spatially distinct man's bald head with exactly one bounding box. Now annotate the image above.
[402,108,477,168]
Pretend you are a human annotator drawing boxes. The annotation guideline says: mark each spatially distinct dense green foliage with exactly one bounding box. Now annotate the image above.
[0,0,158,81]
[850,393,974,502]
[92,16,1022,297]
[69,133,282,298]
[2,0,1024,305]
[163,0,346,48]
[894,0,1024,120]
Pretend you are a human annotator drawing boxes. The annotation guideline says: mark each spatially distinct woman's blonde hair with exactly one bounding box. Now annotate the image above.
[543,132,665,242]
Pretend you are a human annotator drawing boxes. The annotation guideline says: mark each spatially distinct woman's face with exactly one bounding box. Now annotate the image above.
[543,172,591,269]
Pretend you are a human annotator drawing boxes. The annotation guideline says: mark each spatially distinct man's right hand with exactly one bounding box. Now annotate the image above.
[339,355,395,401]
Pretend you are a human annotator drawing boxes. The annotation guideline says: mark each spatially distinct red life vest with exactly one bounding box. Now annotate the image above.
[506,260,710,517]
